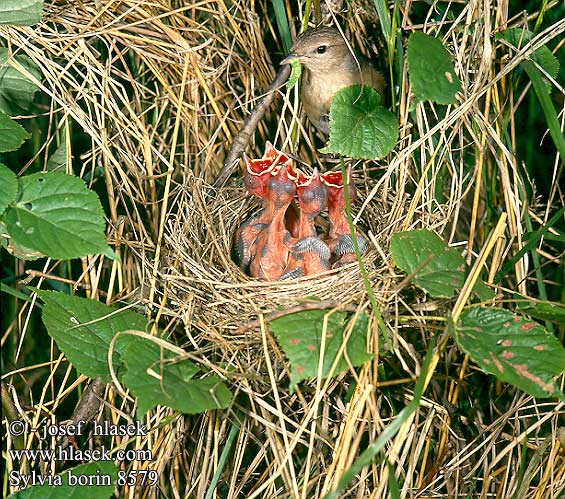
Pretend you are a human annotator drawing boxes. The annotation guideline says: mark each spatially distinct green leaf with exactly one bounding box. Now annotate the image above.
[272,0,291,54]
[454,306,565,399]
[390,230,465,298]
[1,223,44,260]
[2,171,116,260]
[0,0,42,27]
[117,335,232,417]
[0,48,41,115]
[0,162,18,216]
[515,298,565,327]
[0,110,30,152]
[322,85,398,160]
[500,28,559,84]
[7,461,117,499]
[407,32,461,104]
[37,290,149,382]
[472,278,496,302]
[46,142,67,172]
[270,310,372,391]
[390,230,494,300]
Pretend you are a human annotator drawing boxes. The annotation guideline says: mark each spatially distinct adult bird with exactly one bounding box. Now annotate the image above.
[281,26,385,134]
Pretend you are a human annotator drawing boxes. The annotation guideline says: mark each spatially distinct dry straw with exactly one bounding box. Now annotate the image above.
[2,0,564,498]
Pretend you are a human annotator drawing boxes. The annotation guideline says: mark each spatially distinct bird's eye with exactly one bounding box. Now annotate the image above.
[316,45,327,54]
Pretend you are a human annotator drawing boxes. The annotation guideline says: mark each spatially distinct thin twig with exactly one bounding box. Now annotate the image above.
[212,64,291,189]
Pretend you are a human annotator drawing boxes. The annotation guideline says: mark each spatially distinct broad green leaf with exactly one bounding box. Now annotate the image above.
[515,298,565,327]
[454,306,565,399]
[321,85,398,159]
[0,162,18,216]
[407,32,461,104]
[7,461,117,499]
[0,0,43,27]
[117,336,232,417]
[46,142,67,172]
[472,278,496,302]
[1,221,44,260]
[390,230,494,300]
[0,110,30,152]
[390,230,465,298]
[2,171,116,260]
[0,49,41,115]
[270,310,372,391]
[500,28,559,84]
[38,290,149,382]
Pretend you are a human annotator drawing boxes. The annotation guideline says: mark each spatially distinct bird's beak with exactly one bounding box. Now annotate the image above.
[280,53,300,65]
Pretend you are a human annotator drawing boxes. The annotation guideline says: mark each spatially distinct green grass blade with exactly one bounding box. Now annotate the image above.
[521,60,565,165]
[321,336,436,499]
[272,0,292,54]
[204,415,241,499]
[494,205,564,283]
[372,0,391,40]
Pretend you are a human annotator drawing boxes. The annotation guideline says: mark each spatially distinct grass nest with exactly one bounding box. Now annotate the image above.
[159,172,400,334]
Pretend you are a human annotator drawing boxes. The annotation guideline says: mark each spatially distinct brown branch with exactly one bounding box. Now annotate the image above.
[212,64,291,189]
[60,377,106,449]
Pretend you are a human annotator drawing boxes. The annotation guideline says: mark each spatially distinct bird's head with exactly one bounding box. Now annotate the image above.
[296,168,328,215]
[281,27,352,74]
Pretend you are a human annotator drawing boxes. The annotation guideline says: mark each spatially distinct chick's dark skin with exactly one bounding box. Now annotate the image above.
[281,26,385,134]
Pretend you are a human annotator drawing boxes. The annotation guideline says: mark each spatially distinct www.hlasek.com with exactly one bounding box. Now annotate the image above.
[8,420,158,488]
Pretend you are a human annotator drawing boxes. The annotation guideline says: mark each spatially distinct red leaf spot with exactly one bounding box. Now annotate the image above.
[503,322,511,327]
[483,359,491,365]
[307,344,316,351]
[502,350,514,359]
[296,366,304,375]
[507,361,554,392]
[520,322,536,331]
[533,345,545,351]
[513,316,521,321]
[492,356,504,373]
[290,338,301,345]
[502,339,512,347]
[474,327,482,332]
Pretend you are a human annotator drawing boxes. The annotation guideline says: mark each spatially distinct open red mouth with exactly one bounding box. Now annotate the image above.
[236,144,368,280]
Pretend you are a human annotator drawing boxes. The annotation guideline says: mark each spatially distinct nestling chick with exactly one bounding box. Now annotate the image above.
[248,164,297,280]
[321,168,369,268]
[281,26,385,134]
[235,142,290,271]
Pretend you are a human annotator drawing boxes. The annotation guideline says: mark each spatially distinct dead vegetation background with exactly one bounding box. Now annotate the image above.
[2,0,564,498]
